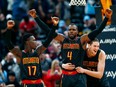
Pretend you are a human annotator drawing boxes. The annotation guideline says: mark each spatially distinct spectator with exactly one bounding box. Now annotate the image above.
[40,53,52,86]
[40,53,52,72]
[83,15,96,32]
[57,20,67,35]
[5,71,21,87]
[1,52,16,73]
[0,13,7,59]
[12,0,28,22]
[7,0,14,14]
[82,15,92,34]
[1,51,20,81]
[44,59,62,87]
[19,15,38,38]
[85,0,96,16]
[46,40,61,61]
[55,0,70,20]
[0,63,7,84]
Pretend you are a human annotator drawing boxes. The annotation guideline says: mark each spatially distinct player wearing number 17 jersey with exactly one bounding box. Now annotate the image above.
[2,17,59,87]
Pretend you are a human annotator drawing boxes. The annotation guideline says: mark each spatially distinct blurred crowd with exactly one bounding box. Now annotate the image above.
[0,0,116,87]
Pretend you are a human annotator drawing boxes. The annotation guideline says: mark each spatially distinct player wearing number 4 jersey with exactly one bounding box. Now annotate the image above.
[28,9,112,87]
[2,16,59,87]
[61,9,112,87]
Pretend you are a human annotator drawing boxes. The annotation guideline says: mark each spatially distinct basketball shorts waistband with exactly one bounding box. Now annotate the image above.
[22,79,42,84]
[62,70,78,75]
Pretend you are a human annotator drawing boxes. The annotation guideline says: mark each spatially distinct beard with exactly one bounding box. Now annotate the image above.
[69,35,76,40]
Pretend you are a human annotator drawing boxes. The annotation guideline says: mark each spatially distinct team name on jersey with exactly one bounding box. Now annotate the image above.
[83,61,98,67]
[63,43,79,49]
[23,57,39,64]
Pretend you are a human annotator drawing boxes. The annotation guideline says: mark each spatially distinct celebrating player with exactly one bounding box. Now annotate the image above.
[2,17,59,87]
[76,38,110,87]
[29,8,112,87]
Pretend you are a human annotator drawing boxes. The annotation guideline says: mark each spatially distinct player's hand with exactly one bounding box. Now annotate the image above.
[105,8,112,19]
[75,67,85,73]
[28,9,37,18]
[51,17,59,26]
[62,63,75,70]
[7,20,15,29]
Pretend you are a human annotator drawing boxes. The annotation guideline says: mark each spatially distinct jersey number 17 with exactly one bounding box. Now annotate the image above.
[28,66,37,76]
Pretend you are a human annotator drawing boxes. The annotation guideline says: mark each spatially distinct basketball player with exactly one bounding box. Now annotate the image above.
[2,17,59,87]
[76,38,110,87]
[28,8,112,87]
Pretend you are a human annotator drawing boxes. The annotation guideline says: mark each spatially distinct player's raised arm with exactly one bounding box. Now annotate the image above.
[28,9,50,33]
[80,8,112,45]
[35,17,59,55]
[51,17,65,43]
[2,20,22,63]
[28,9,65,42]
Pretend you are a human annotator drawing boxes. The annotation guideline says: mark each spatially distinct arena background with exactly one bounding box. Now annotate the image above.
[96,6,116,87]
[0,0,116,86]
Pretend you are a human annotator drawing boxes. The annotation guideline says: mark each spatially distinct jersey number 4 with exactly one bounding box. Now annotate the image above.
[28,66,36,76]
[67,51,72,60]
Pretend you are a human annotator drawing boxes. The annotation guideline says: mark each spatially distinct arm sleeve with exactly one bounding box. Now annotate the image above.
[42,26,58,48]
[34,17,51,33]
[2,29,14,50]
[88,17,108,40]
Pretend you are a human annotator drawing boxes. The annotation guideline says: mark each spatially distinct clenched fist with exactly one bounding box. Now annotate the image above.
[28,9,37,18]
[51,17,59,26]
[105,8,113,19]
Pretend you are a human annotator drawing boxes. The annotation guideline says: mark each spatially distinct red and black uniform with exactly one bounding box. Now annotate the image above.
[83,49,110,87]
[34,16,109,87]
[2,20,57,87]
[61,37,86,87]
[20,50,43,87]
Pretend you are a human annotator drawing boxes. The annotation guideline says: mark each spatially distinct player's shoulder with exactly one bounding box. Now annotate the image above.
[54,33,65,42]
[99,49,105,54]
[80,34,89,41]
[99,49,106,57]
[57,33,65,37]
[80,34,88,38]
